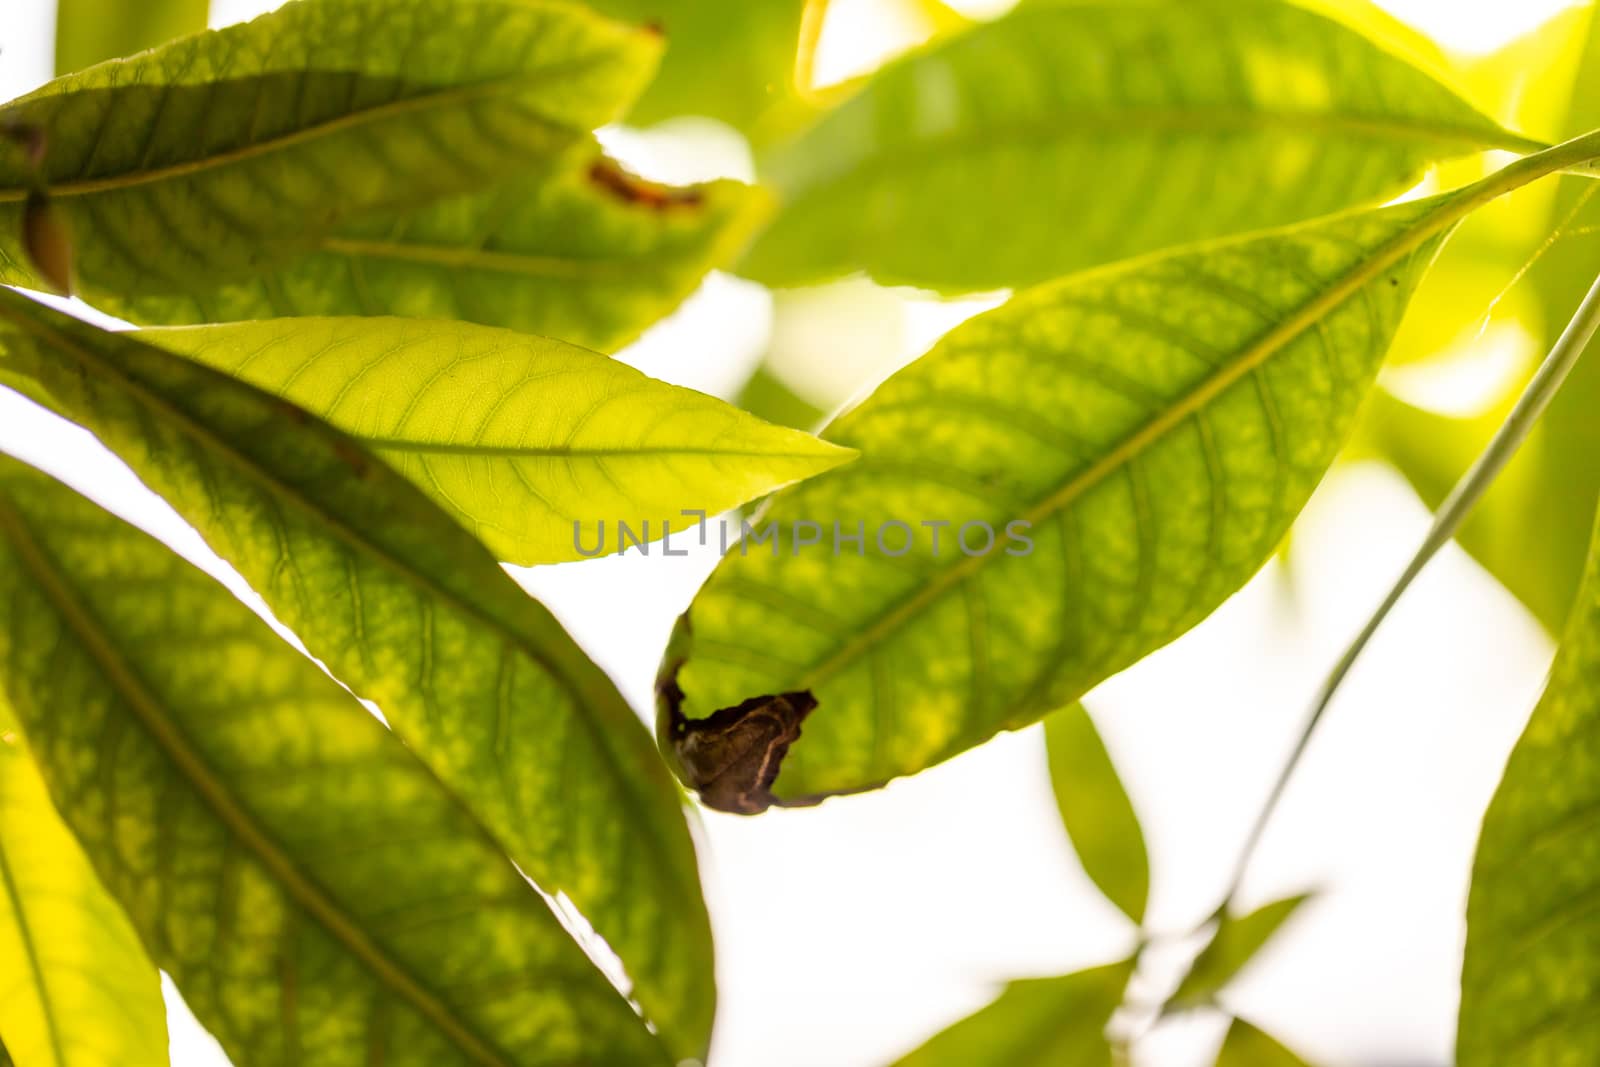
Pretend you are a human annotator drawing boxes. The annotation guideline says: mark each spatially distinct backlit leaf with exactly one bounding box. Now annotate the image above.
[140,316,855,566]
[664,189,1478,807]
[739,0,1531,294]
[1459,501,1600,1066]
[1168,894,1310,1011]
[0,457,668,1067]
[0,290,716,1060]
[0,733,168,1067]
[891,960,1133,1066]
[95,147,767,351]
[0,0,660,310]
[54,0,208,76]
[583,0,808,135]
[1045,703,1149,924]
[1214,1017,1312,1066]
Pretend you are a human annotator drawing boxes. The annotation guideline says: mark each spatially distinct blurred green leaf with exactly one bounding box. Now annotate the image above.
[1214,1017,1312,1066]
[583,0,807,135]
[0,290,716,1061]
[739,0,1531,294]
[1459,501,1600,1066]
[54,0,208,75]
[891,960,1133,1066]
[0,457,669,1067]
[102,147,767,350]
[0,0,659,310]
[664,187,1481,807]
[737,364,828,432]
[1368,4,1600,632]
[0,733,168,1067]
[1045,704,1149,925]
[1169,894,1310,1011]
[140,315,856,565]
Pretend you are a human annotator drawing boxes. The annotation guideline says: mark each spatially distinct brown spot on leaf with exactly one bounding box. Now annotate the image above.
[331,438,370,477]
[587,159,705,212]
[22,191,72,296]
[661,670,815,814]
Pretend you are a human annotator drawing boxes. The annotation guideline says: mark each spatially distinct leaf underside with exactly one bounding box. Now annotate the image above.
[0,289,716,1061]
[0,458,667,1067]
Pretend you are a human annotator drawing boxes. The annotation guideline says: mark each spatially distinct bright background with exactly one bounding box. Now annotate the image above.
[0,1,1590,1064]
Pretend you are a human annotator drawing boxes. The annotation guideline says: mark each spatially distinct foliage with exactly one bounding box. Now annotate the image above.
[0,1,1597,1065]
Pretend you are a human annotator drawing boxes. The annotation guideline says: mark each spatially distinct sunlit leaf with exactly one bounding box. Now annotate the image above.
[138,315,856,565]
[583,0,807,135]
[0,0,660,310]
[1045,703,1149,924]
[1459,501,1600,1066]
[0,457,670,1067]
[891,960,1133,1066]
[665,181,1518,808]
[97,147,767,351]
[0,290,716,1060]
[1168,894,1310,1011]
[0,733,168,1067]
[54,0,208,76]
[738,0,1531,294]
[1214,1017,1312,1066]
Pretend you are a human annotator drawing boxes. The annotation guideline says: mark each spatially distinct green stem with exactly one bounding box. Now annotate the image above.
[1218,262,1600,913]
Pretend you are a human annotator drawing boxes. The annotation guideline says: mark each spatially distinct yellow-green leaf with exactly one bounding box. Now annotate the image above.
[1459,501,1600,1066]
[1214,1017,1312,1066]
[1045,704,1149,924]
[0,457,669,1067]
[139,316,855,566]
[1169,894,1310,1011]
[91,147,768,351]
[54,0,208,76]
[891,960,1133,1066]
[0,733,168,1067]
[0,0,660,310]
[738,0,1532,294]
[584,0,807,134]
[0,290,716,1060]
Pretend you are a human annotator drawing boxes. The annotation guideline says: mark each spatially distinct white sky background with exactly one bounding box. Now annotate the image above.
[0,1,1591,1064]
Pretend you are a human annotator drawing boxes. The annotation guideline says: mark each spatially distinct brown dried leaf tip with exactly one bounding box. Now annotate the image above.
[662,673,816,815]
[587,159,706,212]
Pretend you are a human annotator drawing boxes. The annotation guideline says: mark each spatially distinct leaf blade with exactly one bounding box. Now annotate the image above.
[0,734,169,1067]
[0,457,669,1067]
[1169,894,1311,1011]
[891,960,1133,1066]
[1214,1018,1312,1067]
[54,0,208,75]
[740,0,1527,293]
[0,0,660,309]
[139,315,856,566]
[1045,703,1149,925]
[0,291,716,1060]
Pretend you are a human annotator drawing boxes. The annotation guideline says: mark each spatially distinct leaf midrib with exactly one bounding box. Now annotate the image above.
[363,435,847,461]
[0,498,515,1067]
[789,132,1600,696]
[0,826,67,1067]
[0,55,610,204]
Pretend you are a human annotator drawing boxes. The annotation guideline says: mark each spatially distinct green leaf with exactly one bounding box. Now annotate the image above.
[88,146,768,351]
[1045,704,1149,924]
[665,188,1468,808]
[891,960,1133,1066]
[1168,894,1310,1011]
[0,457,669,1067]
[738,0,1532,294]
[1458,502,1600,1066]
[1214,1017,1312,1066]
[0,733,168,1067]
[583,0,807,134]
[54,0,208,76]
[0,290,716,1060]
[138,315,855,566]
[737,364,828,432]
[0,0,660,308]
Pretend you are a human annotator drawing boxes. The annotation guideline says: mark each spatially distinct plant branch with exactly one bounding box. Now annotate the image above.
[1217,264,1600,913]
